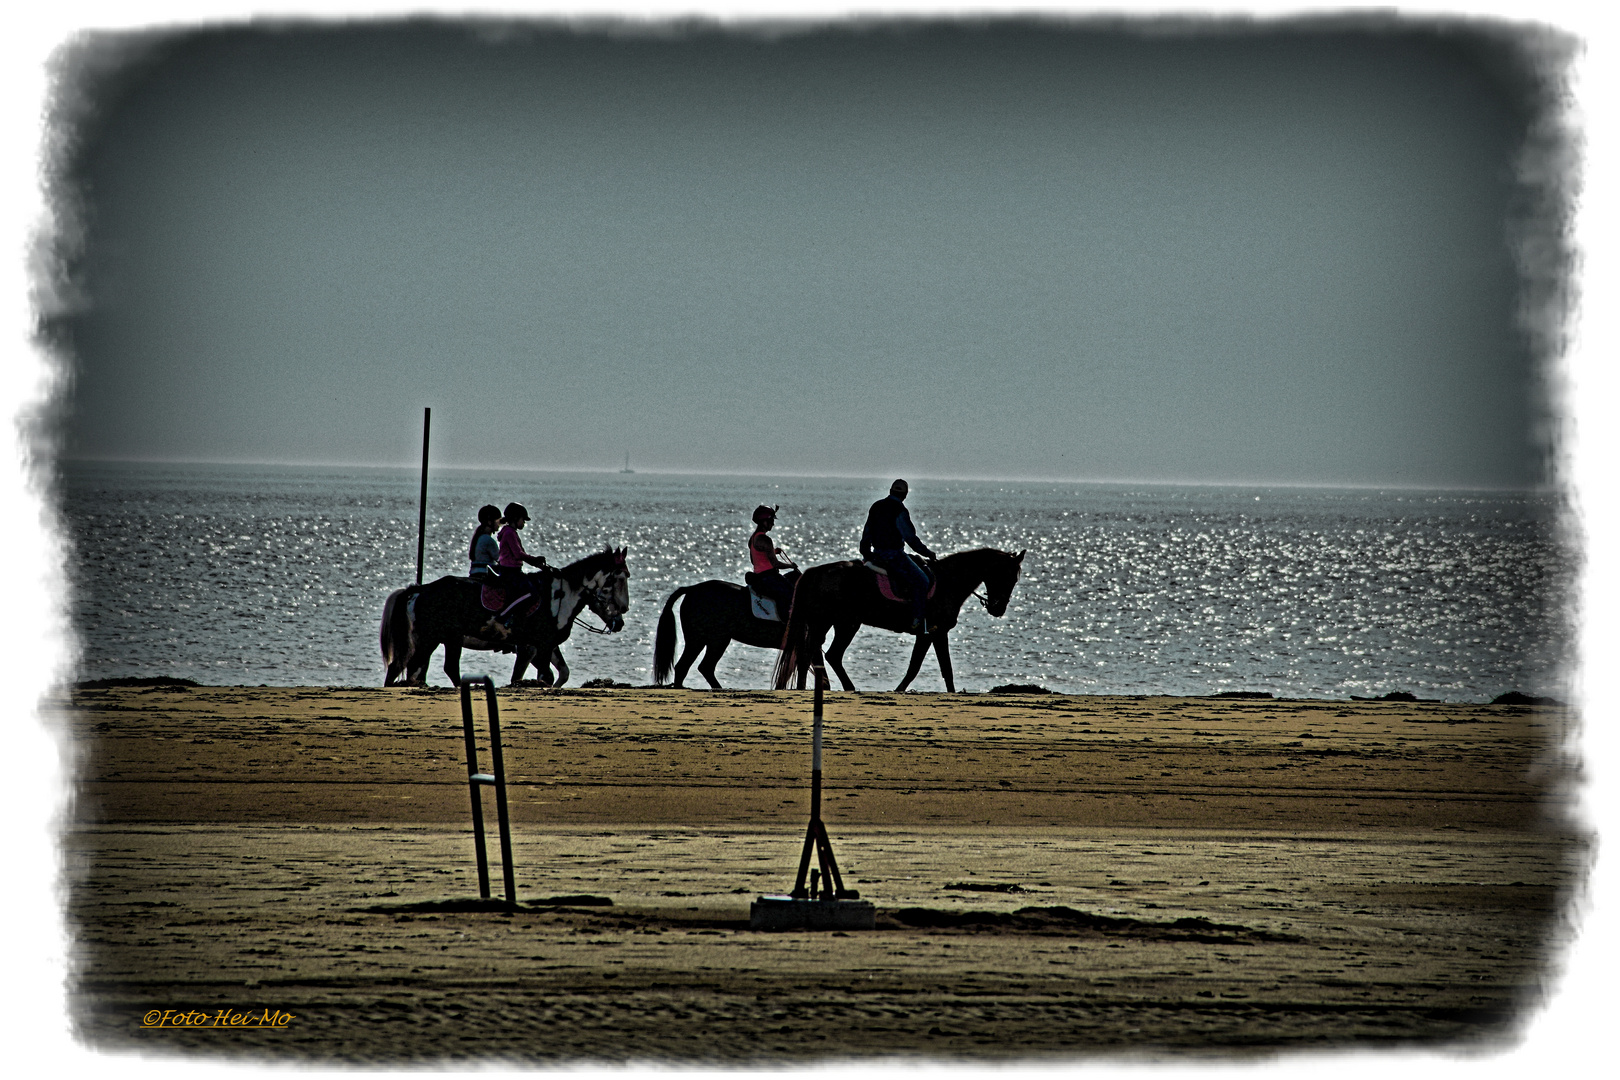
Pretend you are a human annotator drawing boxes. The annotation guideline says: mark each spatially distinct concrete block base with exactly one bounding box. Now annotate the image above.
[749,895,877,931]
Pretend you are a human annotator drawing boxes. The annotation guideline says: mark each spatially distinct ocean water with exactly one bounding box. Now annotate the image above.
[58,461,1576,700]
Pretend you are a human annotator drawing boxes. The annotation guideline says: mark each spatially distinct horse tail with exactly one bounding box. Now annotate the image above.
[772,572,813,690]
[380,585,420,686]
[380,587,406,684]
[652,586,691,686]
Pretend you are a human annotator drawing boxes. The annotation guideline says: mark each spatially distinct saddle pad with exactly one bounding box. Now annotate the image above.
[481,580,550,619]
[749,588,781,622]
[869,563,937,604]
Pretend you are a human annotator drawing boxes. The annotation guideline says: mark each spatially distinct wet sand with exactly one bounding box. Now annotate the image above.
[54,685,1583,1063]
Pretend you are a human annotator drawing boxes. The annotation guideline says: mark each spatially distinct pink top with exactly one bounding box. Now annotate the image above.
[750,530,780,573]
[497,525,529,568]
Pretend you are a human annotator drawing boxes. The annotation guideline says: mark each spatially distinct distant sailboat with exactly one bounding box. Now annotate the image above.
[620,453,634,474]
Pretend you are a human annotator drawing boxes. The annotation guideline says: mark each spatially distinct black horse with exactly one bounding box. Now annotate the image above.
[772,547,1025,693]
[381,547,629,687]
[652,581,807,689]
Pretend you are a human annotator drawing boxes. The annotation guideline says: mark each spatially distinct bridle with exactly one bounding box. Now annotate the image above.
[949,551,1021,614]
[571,573,628,635]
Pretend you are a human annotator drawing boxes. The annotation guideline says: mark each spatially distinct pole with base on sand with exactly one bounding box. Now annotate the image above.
[750,663,876,930]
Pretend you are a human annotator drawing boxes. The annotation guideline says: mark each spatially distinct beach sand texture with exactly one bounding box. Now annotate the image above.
[57,685,1582,1063]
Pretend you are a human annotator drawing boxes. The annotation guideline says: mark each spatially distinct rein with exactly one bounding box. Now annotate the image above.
[935,554,993,610]
[562,577,622,635]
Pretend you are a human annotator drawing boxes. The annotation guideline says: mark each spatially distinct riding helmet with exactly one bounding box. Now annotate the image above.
[752,504,778,525]
[477,504,501,527]
[503,502,529,523]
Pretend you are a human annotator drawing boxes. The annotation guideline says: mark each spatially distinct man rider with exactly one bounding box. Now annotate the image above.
[860,479,937,634]
[747,504,799,610]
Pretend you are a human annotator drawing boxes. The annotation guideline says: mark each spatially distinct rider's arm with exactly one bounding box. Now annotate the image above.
[859,521,874,560]
[897,509,936,560]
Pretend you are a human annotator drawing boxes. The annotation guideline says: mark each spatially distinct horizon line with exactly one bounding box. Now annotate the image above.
[54,454,1556,495]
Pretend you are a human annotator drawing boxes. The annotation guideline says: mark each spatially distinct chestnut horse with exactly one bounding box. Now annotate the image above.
[772,547,1024,692]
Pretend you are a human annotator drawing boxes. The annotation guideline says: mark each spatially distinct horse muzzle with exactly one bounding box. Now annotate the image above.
[605,613,625,633]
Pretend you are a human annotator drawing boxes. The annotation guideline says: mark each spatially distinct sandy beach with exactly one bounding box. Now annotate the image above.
[55,684,1582,1063]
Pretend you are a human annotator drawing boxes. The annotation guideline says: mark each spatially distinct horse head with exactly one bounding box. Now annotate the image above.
[581,546,631,633]
[983,548,1025,617]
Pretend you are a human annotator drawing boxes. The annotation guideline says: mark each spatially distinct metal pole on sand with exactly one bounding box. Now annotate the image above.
[416,407,431,586]
[459,676,516,906]
[750,662,876,930]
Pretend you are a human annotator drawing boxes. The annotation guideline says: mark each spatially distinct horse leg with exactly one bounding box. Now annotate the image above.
[933,631,956,693]
[895,633,934,692]
[510,645,535,686]
[824,622,859,692]
[672,639,705,689]
[549,647,569,688]
[697,638,731,690]
[406,641,433,686]
[443,642,462,687]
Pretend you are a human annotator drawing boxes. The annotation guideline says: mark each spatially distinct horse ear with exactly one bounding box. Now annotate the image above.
[1016,550,1026,563]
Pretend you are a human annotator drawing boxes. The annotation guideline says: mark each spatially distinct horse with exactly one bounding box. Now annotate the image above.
[772,547,1025,693]
[382,587,571,685]
[652,580,809,689]
[380,547,630,687]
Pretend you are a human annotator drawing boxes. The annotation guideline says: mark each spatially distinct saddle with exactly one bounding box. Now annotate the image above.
[744,570,797,623]
[477,573,551,619]
[863,560,937,604]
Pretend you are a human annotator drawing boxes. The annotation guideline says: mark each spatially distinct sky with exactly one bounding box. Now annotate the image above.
[43,12,1573,488]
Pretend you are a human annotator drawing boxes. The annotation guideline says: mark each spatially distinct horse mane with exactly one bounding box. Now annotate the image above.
[940,547,1009,563]
[558,546,625,582]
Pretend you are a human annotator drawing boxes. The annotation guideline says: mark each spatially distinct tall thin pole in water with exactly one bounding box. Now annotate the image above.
[416,407,431,585]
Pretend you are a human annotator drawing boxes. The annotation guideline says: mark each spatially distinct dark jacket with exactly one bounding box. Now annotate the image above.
[860,496,935,560]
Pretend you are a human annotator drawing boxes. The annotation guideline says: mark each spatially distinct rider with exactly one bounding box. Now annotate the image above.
[747,504,799,609]
[859,478,937,635]
[468,505,502,585]
[495,502,550,616]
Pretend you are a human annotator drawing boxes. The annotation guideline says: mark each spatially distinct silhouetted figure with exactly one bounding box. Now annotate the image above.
[746,504,799,609]
[467,504,502,585]
[860,479,936,634]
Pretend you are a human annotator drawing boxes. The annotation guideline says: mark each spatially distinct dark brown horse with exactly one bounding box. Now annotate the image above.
[772,547,1025,692]
[652,580,807,689]
[381,547,629,686]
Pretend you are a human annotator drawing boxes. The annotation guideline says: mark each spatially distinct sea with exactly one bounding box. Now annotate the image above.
[56,461,1577,701]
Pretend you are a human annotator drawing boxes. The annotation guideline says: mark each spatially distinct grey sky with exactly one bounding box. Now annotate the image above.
[48,18,1570,488]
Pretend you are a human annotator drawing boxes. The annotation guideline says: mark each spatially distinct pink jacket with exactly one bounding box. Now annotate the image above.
[496,525,531,568]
